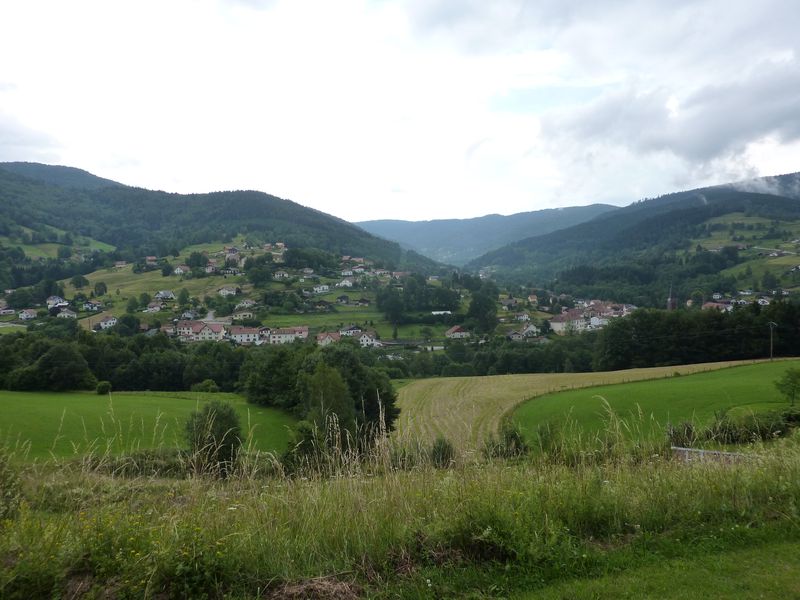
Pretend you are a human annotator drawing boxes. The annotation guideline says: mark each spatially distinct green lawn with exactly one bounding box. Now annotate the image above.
[0,324,25,335]
[512,360,800,438]
[265,307,383,330]
[0,390,296,460]
[521,541,800,599]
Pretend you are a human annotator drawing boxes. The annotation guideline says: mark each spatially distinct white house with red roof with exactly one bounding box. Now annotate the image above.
[316,331,341,346]
[99,315,118,329]
[358,331,382,348]
[445,325,471,339]
[229,326,262,345]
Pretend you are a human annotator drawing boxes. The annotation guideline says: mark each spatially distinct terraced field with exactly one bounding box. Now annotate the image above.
[394,359,765,450]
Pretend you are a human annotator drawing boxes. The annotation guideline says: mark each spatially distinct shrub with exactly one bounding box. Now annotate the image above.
[184,400,242,477]
[782,407,800,425]
[190,378,220,393]
[483,422,530,459]
[0,447,21,520]
[96,380,112,395]
[706,411,789,444]
[429,436,455,468]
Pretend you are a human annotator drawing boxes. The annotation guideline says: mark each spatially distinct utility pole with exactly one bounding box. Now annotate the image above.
[768,321,777,361]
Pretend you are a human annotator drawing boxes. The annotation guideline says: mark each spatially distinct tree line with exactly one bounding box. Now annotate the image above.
[379,301,800,378]
[0,318,398,436]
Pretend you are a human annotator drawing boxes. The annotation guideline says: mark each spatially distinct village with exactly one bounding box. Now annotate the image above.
[2,237,794,347]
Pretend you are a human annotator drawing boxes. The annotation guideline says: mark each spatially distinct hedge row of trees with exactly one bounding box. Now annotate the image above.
[381,301,800,378]
[0,319,398,436]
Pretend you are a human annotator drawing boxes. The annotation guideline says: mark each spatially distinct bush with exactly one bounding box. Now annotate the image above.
[0,447,21,520]
[185,400,242,477]
[96,380,112,395]
[430,436,455,468]
[190,378,220,393]
[782,407,800,425]
[483,422,530,459]
[706,411,789,444]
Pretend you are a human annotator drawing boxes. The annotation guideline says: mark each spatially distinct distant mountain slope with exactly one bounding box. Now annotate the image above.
[467,173,800,302]
[357,204,617,265]
[0,161,125,190]
[0,163,438,271]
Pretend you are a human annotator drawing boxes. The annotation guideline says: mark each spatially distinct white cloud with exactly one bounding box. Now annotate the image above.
[0,0,797,221]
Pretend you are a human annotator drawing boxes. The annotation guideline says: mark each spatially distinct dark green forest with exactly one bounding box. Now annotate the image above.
[468,175,800,302]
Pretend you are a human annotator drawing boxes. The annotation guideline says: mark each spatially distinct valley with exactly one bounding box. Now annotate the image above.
[3,163,800,598]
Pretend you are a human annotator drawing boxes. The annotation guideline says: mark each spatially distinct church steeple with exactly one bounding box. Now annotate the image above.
[667,285,677,310]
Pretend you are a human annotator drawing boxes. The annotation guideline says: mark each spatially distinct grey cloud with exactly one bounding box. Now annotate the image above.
[0,113,60,162]
[730,173,800,199]
[400,0,699,53]
[223,0,276,10]
[543,59,800,165]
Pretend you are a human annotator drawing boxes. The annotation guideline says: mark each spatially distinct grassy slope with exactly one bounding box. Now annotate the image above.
[511,359,800,440]
[3,438,800,598]
[62,263,251,316]
[521,541,800,599]
[0,391,296,460]
[394,360,760,450]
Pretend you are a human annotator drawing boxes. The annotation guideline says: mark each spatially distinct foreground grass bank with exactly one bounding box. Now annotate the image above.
[1,431,800,598]
[0,391,296,460]
[521,540,800,599]
[512,359,800,442]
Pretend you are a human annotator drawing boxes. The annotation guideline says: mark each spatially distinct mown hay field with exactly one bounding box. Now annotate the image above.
[394,359,771,450]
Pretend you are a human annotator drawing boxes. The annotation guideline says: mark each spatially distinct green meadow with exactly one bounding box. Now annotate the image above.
[512,360,800,439]
[0,390,296,460]
[0,324,25,335]
[519,539,800,599]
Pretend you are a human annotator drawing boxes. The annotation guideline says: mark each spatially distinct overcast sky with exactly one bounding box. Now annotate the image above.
[1,1,798,222]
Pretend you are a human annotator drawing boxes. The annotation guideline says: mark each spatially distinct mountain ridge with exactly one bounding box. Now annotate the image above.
[465,172,800,304]
[0,162,439,272]
[357,204,618,265]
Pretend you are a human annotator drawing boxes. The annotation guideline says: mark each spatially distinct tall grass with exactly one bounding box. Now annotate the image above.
[1,414,800,598]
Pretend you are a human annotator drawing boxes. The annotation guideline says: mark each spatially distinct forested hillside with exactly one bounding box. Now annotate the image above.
[0,161,125,190]
[358,204,617,265]
[0,163,438,272]
[469,174,800,304]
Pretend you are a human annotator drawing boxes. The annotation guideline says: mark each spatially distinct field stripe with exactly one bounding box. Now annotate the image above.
[394,359,770,450]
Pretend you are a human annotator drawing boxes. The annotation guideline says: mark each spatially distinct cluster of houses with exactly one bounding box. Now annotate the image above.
[549,300,638,335]
[700,290,787,311]
[153,319,383,348]
[315,326,383,348]
[168,243,287,278]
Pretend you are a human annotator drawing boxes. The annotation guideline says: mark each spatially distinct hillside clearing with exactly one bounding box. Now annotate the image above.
[394,360,768,450]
